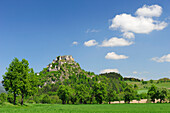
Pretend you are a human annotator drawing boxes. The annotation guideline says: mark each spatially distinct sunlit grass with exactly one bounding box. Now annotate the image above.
[0,103,170,113]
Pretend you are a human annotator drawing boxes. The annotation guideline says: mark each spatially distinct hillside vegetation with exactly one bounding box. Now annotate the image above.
[125,78,170,94]
[1,56,170,105]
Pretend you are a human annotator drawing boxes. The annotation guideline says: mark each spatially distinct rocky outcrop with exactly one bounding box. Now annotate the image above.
[38,55,95,87]
[47,55,75,72]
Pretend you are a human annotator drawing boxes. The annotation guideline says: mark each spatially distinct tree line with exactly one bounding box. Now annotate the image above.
[0,58,170,105]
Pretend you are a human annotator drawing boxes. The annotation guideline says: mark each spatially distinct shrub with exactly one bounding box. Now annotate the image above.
[0,93,7,104]
[33,96,41,103]
[41,95,51,104]
[50,95,60,104]
[7,93,14,104]
[27,100,35,104]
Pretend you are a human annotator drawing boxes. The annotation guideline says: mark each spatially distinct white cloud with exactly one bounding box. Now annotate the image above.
[84,40,98,47]
[100,37,133,47]
[105,52,128,60]
[133,71,138,74]
[109,5,167,34]
[135,5,162,17]
[109,13,167,34]
[86,29,99,33]
[72,41,78,45]
[123,32,135,39]
[151,54,170,62]
[100,69,119,74]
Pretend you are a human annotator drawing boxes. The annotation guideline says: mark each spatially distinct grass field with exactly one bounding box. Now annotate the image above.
[0,103,170,113]
[125,81,170,94]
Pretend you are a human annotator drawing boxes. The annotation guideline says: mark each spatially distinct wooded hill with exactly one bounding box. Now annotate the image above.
[37,56,127,98]
[1,56,169,105]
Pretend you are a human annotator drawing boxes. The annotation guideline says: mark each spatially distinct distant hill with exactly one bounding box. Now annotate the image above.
[124,77,141,82]
[0,81,6,93]
[37,55,96,87]
[0,86,6,94]
[37,55,127,94]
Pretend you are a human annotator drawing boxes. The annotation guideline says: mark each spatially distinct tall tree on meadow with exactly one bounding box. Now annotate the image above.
[147,85,158,103]
[2,58,22,105]
[75,84,89,104]
[106,85,117,104]
[93,82,107,104]
[57,85,70,104]
[159,88,167,103]
[2,58,38,105]
[19,64,38,105]
[124,85,135,104]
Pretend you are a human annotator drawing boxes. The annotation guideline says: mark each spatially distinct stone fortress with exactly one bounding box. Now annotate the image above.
[47,55,74,72]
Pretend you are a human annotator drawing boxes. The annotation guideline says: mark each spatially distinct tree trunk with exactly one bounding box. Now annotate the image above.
[67,100,69,104]
[13,92,16,105]
[62,100,65,104]
[160,99,162,103]
[109,101,111,104]
[21,93,24,105]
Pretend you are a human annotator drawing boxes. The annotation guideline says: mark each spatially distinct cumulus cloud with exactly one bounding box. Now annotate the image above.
[100,69,119,74]
[109,5,167,34]
[105,52,128,60]
[151,54,170,62]
[123,32,135,39]
[72,41,78,45]
[109,13,167,34]
[86,29,99,33]
[135,5,162,17]
[100,37,133,47]
[84,40,98,47]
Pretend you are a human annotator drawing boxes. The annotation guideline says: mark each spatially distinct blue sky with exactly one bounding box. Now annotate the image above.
[0,0,170,81]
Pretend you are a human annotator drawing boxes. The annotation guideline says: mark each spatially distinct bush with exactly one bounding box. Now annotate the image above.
[7,93,14,104]
[139,93,147,99]
[41,95,51,104]
[50,95,60,104]
[33,96,41,103]
[27,100,35,104]
[0,93,7,104]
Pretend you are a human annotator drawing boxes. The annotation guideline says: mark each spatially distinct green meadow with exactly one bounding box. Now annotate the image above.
[0,103,170,113]
[125,81,170,94]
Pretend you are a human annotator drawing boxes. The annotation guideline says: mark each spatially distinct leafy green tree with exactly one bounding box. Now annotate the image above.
[57,85,70,104]
[93,82,107,104]
[134,84,138,89]
[2,58,22,105]
[19,60,38,105]
[75,84,89,104]
[136,94,141,103]
[150,79,153,83]
[7,93,14,103]
[124,86,135,103]
[147,85,158,103]
[2,58,38,105]
[167,95,170,103]
[70,89,77,104]
[106,87,117,104]
[159,88,167,103]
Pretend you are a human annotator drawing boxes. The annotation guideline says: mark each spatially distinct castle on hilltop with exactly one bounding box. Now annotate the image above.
[47,55,74,72]
[54,55,74,63]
